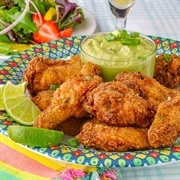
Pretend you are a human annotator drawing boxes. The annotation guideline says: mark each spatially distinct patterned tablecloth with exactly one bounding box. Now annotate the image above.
[0,0,180,180]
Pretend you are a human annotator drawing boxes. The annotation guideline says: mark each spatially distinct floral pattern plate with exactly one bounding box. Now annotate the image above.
[0,36,180,168]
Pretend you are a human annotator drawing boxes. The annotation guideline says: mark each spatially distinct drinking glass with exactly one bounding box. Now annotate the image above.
[108,0,136,30]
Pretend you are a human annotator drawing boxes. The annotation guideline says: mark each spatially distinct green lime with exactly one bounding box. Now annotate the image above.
[3,81,41,125]
[0,84,5,110]
[8,126,64,147]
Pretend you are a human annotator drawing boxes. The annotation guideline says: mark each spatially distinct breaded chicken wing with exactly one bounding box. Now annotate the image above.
[154,54,180,88]
[32,89,88,136]
[31,90,54,111]
[115,72,178,122]
[33,74,103,130]
[23,55,101,96]
[76,118,151,152]
[148,93,180,148]
[83,81,150,128]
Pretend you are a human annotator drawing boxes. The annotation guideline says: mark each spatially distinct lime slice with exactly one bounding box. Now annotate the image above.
[8,126,64,147]
[3,81,41,125]
[0,84,5,110]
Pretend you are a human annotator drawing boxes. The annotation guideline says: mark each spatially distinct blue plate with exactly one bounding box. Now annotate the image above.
[0,36,180,167]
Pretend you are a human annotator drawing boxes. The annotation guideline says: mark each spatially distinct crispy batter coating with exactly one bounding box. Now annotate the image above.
[31,89,88,136]
[76,118,151,152]
[23,55,101,96]
[148,93,180,148]
[31,90,54,111]
[33,74,103,129]
[83,81,150,128]
[25,54,180,151]
[115,71,178,122]
[154,54,180,88]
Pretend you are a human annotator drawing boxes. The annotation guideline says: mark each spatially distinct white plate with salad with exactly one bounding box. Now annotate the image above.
[0,0,97,61]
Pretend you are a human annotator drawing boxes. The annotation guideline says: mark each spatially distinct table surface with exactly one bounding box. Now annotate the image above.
[1,0,180,179]
[73,0,180,41]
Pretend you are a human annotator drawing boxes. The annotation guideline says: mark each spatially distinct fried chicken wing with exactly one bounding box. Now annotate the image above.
[31,90,54,111]
[83,81,150,127]
[32,89,88,136]
[23,55,101,96]
[33,74,103,130]
[76,118,151,152]
[154,54,180,88]
[148,93,180,148]
[115,72,179,122]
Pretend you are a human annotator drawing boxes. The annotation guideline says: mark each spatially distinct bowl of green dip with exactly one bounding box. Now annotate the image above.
[80,30,157,81]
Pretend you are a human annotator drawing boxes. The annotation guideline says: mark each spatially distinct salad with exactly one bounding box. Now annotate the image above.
[0,0,84,55]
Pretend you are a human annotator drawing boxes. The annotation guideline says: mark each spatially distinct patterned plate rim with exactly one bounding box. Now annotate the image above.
[0,35,179,167]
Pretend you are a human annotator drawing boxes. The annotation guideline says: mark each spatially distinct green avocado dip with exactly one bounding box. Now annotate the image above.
[80,30,157,81]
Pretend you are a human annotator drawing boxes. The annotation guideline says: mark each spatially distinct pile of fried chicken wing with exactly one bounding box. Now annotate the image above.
[23,54,180,152]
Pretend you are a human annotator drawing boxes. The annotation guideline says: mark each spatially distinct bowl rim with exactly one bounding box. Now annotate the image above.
[80,31,157,62]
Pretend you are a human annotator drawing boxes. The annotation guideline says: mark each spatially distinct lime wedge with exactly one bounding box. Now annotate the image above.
[3,81,41,125]
[0,84,5,110]
[8,126,64,147]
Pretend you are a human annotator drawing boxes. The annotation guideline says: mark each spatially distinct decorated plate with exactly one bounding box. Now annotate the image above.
[0,36,180,167]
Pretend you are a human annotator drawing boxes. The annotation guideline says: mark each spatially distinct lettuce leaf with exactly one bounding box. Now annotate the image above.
[29,0,53,15]
[2,7,38,34]
[55,0,84,30]
[0,44,16,55]
[0,6,38,43]
[0,34,13,43]
[58,8,84,30]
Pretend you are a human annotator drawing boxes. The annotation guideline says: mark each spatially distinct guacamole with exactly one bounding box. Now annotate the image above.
[80,31,156,81]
